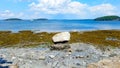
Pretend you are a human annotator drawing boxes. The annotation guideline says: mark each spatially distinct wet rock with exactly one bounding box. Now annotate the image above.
[50,44,70,50]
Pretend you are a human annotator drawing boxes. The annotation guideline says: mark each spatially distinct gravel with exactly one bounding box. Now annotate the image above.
[0,43,120,68]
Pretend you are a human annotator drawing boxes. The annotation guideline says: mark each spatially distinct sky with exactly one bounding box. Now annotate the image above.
[0,0,120,19]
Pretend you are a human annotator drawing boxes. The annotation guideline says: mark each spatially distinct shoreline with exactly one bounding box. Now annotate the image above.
[0,30,120,48]
[1,30,120,68]
[0,29,116,33]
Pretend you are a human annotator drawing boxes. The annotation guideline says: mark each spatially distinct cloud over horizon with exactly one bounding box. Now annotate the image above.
[0,0,120,19]
[0,10,24,19]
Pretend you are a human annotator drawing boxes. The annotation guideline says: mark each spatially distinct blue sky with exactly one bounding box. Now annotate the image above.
[0,0,120,19]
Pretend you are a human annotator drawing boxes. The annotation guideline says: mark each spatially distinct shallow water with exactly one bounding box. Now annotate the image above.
[0,20,120,32]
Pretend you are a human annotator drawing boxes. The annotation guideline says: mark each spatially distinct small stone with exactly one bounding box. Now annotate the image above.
[29,61,32,63]
[39,56,45,60]
[12,56,16,60]
[109,53,117,57]
[75,55,84,59]
[49,55,55,59]
[66,55,69,57]
[75,49,83,52]
[79,55,84,58]
[68,48,72,52]
[9,64,19,68]
[76,63,81,66]
[68,52,72,55]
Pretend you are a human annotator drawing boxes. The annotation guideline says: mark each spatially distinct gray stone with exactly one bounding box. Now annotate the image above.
[39,56,46,60]
[49,55,55,59]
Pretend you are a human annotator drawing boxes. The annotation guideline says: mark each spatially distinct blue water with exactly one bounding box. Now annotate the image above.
[0,20,120,32]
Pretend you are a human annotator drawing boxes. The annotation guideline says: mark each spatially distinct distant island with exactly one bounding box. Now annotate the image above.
[4,18,23,21]
[94,15,120,21]
[33,18,48,21]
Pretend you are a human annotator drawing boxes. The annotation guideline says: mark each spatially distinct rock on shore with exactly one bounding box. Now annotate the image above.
[52,32,70,43]
[0,43,120,68]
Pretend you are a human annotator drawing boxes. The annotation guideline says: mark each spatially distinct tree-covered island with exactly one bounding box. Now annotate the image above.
[94,15,120,21]
[4,18,23,21]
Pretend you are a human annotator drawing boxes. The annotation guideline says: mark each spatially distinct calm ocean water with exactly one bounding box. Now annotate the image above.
[0,20,120,32]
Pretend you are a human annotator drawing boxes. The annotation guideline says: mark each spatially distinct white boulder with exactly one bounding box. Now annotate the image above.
[52,32,70,43]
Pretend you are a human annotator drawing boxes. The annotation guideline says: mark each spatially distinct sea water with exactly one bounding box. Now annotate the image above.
[0,20,120,32]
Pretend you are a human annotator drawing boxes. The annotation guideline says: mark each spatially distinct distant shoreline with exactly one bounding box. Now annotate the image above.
[1,15,120,21]
[0,29,111,33]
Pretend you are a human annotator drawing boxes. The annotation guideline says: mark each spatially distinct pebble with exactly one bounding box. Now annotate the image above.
[65,55,69,57]
[49,55,55,59]
[39,56,46,60]
[68,52,72,55]
[0,43,120,68]
[12,57,16,60]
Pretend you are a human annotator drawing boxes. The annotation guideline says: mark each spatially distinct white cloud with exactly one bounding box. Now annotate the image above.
[29,0,119,19]
[0,10,24,19]
[1,0,118,19]
[29,0,88,15]
[89,4,117,16]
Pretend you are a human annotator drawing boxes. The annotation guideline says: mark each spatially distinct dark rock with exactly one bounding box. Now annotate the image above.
[50,44,70,50]
[109,53,117,57]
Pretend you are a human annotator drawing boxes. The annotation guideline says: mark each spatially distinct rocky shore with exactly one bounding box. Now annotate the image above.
[0,43,120,68]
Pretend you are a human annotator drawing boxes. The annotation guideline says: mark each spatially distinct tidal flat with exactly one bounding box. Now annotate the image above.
[0,30,120,48]
[0,30,120,68]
